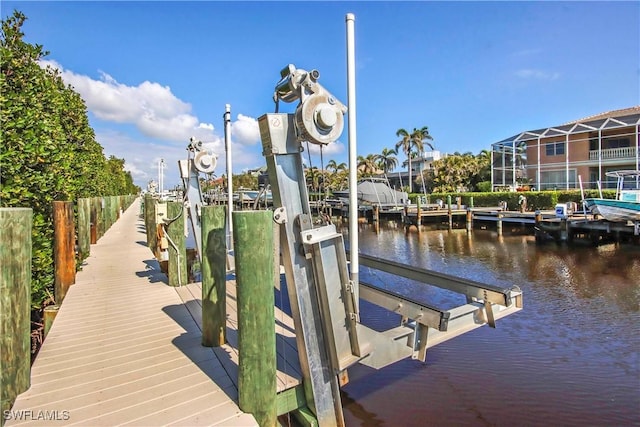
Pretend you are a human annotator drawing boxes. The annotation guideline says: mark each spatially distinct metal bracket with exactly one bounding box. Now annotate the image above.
[484,301,496,328]
[273,206,287,224]
[411,322,429,362]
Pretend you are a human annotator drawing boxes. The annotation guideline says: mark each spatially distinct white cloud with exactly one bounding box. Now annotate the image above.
[231,114,261,146]
[39,59,216,143]
[304,140,345,157]
[515,68,560,81]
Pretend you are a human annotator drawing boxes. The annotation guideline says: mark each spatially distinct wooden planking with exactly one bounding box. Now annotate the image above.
[174,279,302,394]
[6,199,257,427]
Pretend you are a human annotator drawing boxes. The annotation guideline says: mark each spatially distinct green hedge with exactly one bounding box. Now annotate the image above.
[412,189,616,211]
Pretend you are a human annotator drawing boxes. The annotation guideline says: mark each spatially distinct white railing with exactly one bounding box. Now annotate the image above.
[589,146,637,160]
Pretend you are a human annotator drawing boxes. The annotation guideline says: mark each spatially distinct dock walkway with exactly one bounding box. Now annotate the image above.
[7,199,258,426]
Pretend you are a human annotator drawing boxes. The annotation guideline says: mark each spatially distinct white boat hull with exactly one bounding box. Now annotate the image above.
[584,198,640,222]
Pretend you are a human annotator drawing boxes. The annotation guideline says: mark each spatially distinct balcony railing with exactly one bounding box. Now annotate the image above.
[589,146,637,160]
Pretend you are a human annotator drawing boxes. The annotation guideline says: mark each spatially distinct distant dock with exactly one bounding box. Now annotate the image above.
[335,203,640,245]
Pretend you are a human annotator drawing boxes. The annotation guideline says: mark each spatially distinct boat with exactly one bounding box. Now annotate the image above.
[332,177,408,207]
[583,170,640,222]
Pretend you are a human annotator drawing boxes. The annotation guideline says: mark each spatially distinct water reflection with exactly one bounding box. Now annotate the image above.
[356,226,640,313]
[341,225,640,427]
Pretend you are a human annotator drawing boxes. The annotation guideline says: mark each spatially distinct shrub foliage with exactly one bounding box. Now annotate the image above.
[1,11,138,307]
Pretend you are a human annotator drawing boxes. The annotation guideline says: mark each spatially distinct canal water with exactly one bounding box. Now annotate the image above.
[340,226,639,426]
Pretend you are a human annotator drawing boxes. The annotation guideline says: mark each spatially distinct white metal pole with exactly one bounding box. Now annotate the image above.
[565,133,569,190]
[346,13,359,297]
[490,148,494,191]
[158,159,161,195]
[224,104,233,251]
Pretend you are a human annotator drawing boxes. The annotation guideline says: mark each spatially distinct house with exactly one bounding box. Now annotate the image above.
[491,106,640,191]
[386,150,444,191]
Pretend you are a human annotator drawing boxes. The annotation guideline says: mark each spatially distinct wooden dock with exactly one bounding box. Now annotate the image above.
[6,199,262,426]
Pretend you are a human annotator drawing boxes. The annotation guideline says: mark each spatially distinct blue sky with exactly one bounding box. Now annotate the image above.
[3,1,639,189]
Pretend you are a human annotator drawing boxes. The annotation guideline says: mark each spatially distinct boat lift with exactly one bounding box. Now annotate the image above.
[177,138,218,263]
[258,64,523,426]
[176,64,523,426]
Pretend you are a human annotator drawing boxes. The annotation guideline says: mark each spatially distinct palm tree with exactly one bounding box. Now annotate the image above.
[325,159,348,192]
[305,166,321,200]
[326,159,347,174]
[395,126,434,193]
[375,147,398,175]
[357,154,378,177]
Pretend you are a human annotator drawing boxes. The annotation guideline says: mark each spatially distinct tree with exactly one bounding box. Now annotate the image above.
[325,160,348,192]
[357,154,379,177]
[429,150,490,193]
[375,147,398,175]
[326,159,346,174]
[395,126,434,193]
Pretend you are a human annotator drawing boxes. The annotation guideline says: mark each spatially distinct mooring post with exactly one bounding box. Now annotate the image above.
[416,197,422,231]
[233,211,277,427]
[108,196,115,229]
[97,197,105,239]
[447,195,453,229]
[497,213,503,236]
[470,196,474,209]
[166,202,187,287]
[53,201,76,304]
[0,208,32,419]
[373,204,379,233]
[101,197,108,237]
[466,208,473,232]
[90,197,98,244]
[105,196,112,229]
[78,198,91,259]
[201,205,227,347]
[144,194,155,248]
[43,305,60,338]
[560,219,568,242]
[535,210,542,225]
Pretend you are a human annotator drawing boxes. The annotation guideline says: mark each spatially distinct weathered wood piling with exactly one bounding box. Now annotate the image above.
[0,208,32,422]
[77,197,91,259]
[166,201,186,287]
[53,201,76,304]
[234,210,277,427]
[201,205,227,347]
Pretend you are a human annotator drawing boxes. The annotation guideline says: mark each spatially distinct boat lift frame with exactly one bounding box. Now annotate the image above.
[259,64,523,427]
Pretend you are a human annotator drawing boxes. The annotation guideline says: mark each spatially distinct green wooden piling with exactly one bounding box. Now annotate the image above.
[111,196,118,225]
[105,196,112,230]
[447,195,453,229]
[144,194,155,248]
[78,198,91,259]
[166,202,186,287]
[234,211,276,427]
[96,197,104,239]
[0,208,32,421]
[201,206,227,347]
[90,197,98,244]
[416,197,422,231]
[53,201,75,304]
[373,204,379,233]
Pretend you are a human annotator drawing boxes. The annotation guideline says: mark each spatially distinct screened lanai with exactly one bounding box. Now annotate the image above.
[491,107,640,191]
